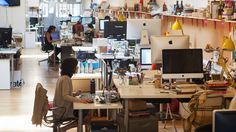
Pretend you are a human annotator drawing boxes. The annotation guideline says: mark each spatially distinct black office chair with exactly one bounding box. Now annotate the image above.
[38,36,53,65]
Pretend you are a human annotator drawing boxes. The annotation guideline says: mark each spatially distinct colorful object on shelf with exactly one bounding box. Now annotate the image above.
[171,19,184,35]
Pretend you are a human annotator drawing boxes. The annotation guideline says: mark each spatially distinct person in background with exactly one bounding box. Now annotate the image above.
[85,23,95,43]
[104,15,111,21]
[45,25,61,63]
[72,20,84,37]
[53,58,91,132]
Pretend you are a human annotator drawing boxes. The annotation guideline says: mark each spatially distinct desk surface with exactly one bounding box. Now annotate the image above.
[73,101,122,110]
[0,47,21,54]
[72,73,101,79]
[95,53,139,60]
[113,78,236,99]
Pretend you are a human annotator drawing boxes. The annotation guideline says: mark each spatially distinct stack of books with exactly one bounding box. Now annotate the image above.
[205,80,229,91]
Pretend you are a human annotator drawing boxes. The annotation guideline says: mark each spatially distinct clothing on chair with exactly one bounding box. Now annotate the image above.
[32,83,49,126]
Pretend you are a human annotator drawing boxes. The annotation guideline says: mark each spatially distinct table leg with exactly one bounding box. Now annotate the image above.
[78,110,83,132]
[11,55,14,88]
[54,45,56,65]
[124,100,129,132]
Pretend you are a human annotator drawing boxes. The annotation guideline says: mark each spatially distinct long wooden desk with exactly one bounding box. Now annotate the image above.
[0,47,21,89]
[73,100,122,132]
[113,77,236,132]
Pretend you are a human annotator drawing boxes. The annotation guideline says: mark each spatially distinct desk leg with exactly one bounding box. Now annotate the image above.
[78,110,83,132]
[54,46,56,65]
[11,55,14,88]
[124,100,129,132]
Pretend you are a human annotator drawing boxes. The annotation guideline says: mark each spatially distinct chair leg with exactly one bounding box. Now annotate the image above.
[53,125,57,132]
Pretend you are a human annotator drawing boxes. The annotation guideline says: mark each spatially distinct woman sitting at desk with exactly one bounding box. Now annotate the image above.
[45,25,61,63]
[53,58,91,131]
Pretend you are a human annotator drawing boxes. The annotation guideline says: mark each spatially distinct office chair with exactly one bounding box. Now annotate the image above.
[32,83,78,132]
[183,91,225,132]
[38,36,53,65]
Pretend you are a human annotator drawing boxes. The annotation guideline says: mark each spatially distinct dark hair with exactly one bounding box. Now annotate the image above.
[104,16,110,21]
[88,23,94,29]
[77,20,82,24]
[60,58,78,78]
[47,25,56,33]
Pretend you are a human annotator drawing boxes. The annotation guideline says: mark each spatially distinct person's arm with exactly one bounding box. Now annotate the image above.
[45,32,53,43]
[61,78,89,103]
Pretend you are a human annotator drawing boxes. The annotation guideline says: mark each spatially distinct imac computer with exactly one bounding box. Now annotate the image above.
[162,49,204,79]
[126,19,161,41]
[213,110,236,132]
[0,28,12,48]
[140,48,152,69]
[151,35,190,63]
[104,21,127,39]
[99,19,109,31]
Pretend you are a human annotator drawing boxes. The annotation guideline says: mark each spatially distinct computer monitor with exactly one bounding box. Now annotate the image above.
[126,19,161,40]
[0,28,12,48]
[51,31,60,41]
[30,17,38,26]
[140,48,152,69]
[81,17,93,25]
[100,59,108,89]
[71,16,81,23]
[104,21,127,39]
[162,49,204,79]
[99,19,109,31]
[151,35,190,63]
[213,110,236,132]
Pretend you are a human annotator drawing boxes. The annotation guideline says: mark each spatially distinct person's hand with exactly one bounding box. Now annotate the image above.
[72,90,81,97]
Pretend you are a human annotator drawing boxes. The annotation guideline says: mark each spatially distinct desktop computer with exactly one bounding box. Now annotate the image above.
[140,48,152,70]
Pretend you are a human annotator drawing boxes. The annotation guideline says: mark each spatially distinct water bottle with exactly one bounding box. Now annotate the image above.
[89,61,93,73]
[90,79,95,94]
[80,62,84,73]
[85,61,89,73]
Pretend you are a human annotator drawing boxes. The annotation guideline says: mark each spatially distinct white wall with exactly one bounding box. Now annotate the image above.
[0,0,26,33]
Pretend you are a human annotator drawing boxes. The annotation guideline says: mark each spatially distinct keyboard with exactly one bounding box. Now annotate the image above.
[77,93,94,103]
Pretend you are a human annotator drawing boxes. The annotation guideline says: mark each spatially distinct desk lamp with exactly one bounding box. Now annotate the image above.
[217,36,235,85]
[171,19,184,35]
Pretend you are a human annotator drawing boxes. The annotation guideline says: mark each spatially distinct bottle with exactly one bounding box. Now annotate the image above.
[89,61,93,73]
[80,62,84,73]
[180,0,184,14]
[85,61,89,73]
[176,0,180,15]
[90,79,95,94]
[77,61,80,73]
[163,2,167,12]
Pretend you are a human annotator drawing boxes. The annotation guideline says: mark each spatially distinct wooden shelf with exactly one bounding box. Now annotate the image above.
[163,14,236,24]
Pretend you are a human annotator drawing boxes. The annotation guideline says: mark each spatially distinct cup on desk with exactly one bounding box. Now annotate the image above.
[154,74,162,88]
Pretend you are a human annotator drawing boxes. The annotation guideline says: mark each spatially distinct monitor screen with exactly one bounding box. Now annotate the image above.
[213,110,236,132]
[104,21,127,39]
[151,35,190,63]
[0,28,12,48]
[140,48,152,69]
[51,31,60,40]
[0,0,8,6]
[162,49,203,79]
[126,19,161,40]
[81,17,93,25]
[6,0,20,6]
[71,16,81,23]
[100,59,108,89]
[99,19,109,31]
[140,48,151,65]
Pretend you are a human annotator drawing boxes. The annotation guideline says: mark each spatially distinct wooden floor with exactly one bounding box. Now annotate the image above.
[0,48,187,132]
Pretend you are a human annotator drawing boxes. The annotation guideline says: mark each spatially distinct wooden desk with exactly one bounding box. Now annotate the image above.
[113,77,236,132]
[0,47,21,89]
[73,100,122,132]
